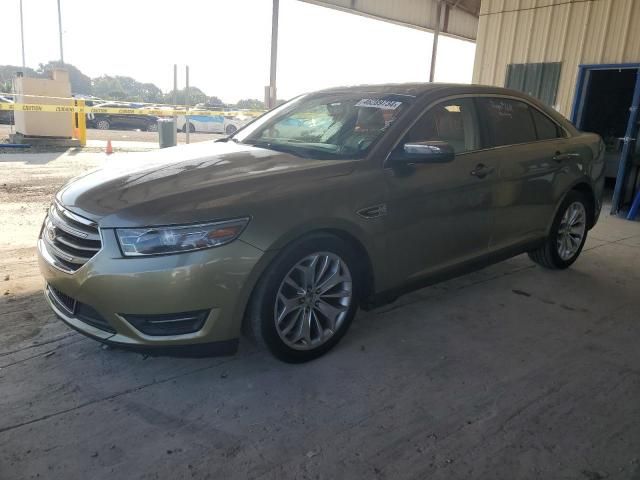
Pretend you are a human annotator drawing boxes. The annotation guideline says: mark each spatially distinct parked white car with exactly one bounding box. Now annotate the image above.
[177,105,253,135]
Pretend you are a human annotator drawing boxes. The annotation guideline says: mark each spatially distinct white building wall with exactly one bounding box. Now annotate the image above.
[474,0,640,116]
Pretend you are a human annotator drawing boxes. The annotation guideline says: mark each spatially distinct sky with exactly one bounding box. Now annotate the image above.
[1,0,476,103]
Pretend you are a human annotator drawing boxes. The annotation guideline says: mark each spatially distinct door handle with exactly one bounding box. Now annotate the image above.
[553,152,581,162]
[470,163,495,179]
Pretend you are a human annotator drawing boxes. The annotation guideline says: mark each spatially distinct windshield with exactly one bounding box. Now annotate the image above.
[233,93,411,159]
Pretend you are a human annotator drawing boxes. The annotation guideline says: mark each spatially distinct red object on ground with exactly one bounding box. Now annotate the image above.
[106,140,113,155]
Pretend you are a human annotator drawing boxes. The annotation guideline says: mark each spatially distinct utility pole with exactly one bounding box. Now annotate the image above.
[429,0,442,83]
[19,0,26,68]
[173,64,178,141]
[185,65,190,144]
[268,0,279,109]
[57,0,64,63]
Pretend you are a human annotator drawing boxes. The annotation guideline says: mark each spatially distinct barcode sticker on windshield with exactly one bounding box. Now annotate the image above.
[355,99,402,110]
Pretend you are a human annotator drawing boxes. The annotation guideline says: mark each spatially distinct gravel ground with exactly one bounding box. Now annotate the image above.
[1,150,640,480]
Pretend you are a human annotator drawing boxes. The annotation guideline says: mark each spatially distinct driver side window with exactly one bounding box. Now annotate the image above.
[402,98,480,154]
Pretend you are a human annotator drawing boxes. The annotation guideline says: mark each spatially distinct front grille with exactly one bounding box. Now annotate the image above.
[47,284,116,334]
[41,202,101,273]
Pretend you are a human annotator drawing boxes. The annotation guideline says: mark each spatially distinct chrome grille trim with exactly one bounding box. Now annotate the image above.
[49,205,100,241]
[47,285,76,315]
[42,231,92,264]
[40,203,102,273]
[54,232,101,253]
[57,202,97,228]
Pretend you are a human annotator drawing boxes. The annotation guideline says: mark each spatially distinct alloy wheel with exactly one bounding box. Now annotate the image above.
[274,252,352,351]
[557,201,587,260]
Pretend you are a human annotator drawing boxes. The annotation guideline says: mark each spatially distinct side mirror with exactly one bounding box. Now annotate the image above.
[390,141,455,164]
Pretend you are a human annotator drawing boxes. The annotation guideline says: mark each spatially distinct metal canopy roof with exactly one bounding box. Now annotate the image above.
[300,0,480,42]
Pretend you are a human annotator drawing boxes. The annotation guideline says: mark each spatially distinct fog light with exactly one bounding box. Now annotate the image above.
[122,310,208,336]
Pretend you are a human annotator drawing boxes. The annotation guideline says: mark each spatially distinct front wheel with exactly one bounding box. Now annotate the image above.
[528,190,590,269]
[225,124,238,135]
[245,235,360,363]
[146,122,158,132]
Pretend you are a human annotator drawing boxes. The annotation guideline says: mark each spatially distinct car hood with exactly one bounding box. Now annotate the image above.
[58,141,357,228]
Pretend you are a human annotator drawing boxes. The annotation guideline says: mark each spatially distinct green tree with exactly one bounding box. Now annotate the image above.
[236,98,265,110]
[207,96,223,106]
[38,61,92,94]
[164,87,210,106]
[92,75,126,100]
[0,65,41,93]
[139,83,164,103]
[92,75,164,103]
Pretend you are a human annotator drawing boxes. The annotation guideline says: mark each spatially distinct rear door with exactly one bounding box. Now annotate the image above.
[103,104,128,129]
[476,97,569,251]
[383,97,497,286]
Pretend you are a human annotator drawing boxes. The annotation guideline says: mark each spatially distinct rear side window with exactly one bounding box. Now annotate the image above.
[530,107,563,140]
[477,98,537,147]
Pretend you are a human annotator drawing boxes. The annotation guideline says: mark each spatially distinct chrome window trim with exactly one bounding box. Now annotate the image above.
[383,93,571,168]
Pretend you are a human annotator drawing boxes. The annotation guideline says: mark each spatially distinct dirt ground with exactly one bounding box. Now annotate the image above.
[1,148,640,480]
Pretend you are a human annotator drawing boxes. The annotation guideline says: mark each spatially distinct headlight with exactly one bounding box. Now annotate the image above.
[116,218,249,256]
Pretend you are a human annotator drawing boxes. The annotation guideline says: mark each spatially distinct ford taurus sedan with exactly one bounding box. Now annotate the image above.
[38,84,605,362]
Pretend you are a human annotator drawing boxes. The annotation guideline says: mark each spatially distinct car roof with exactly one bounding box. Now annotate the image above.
[314,82,532,100]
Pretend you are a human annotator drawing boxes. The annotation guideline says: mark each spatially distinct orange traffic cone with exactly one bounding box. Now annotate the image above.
[106,139,113,155]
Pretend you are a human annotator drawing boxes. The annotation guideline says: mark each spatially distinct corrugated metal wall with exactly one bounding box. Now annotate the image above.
[473,0,640,116]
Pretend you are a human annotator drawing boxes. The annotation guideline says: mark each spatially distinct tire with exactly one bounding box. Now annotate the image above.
[183,122,196,133]
[225,124,237,135]
[528,190,591,269]
[146,122,158,132]
[95,119,110,130]
[245,234,361,363]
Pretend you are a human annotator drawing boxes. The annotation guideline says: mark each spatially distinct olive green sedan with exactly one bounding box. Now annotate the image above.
[38,84,605,362]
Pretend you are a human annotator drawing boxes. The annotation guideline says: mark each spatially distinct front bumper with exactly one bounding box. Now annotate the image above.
[38,228,271,352]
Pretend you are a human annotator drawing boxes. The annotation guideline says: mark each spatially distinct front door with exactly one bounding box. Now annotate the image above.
[383,97,496,286]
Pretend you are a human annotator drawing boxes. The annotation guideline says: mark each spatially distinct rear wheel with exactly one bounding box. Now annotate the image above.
[245,234,360,363]
[146,122,158,132]
[95,119,110,130]
[183,122,196,133]
[528,190,590,269]
[225,124,238,135]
